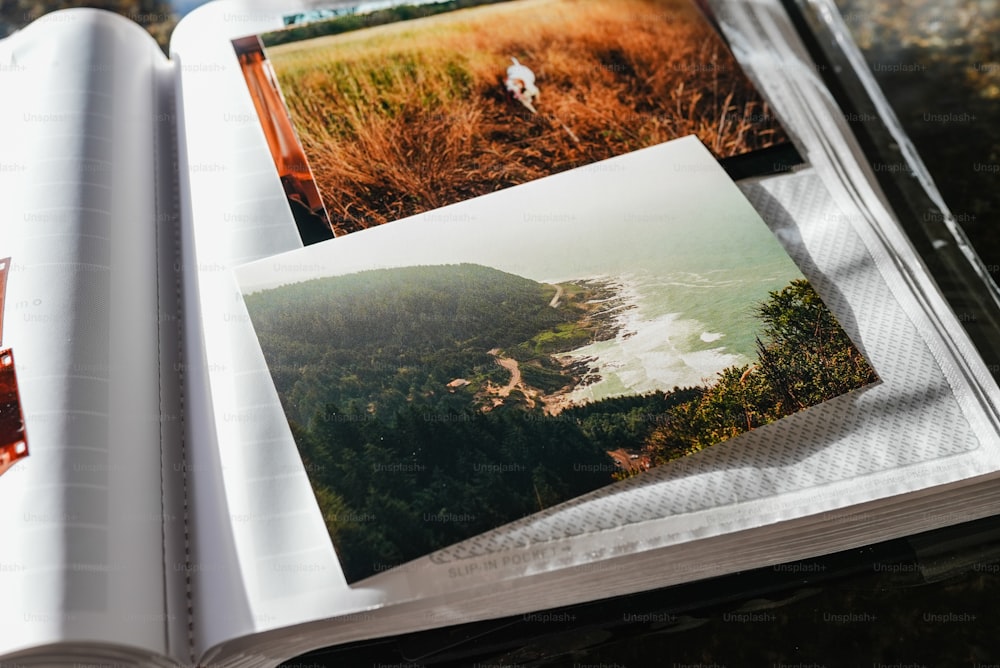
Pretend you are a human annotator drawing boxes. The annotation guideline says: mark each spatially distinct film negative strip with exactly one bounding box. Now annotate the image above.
[0,349,27,477]
[0,257,27,478]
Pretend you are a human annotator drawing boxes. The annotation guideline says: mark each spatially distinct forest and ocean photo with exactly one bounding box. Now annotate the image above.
[236,137,877,581]
[255,0,792,233]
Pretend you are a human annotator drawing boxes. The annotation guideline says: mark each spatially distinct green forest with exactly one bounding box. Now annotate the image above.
[265,0,513,48]
[245,264,623,425]
[245,264,877,581]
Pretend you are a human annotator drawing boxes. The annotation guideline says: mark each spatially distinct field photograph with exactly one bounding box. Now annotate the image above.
[258,0,792,234]
[236,138,876,582]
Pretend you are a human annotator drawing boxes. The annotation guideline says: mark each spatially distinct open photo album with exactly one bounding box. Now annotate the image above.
[1,0,999,666]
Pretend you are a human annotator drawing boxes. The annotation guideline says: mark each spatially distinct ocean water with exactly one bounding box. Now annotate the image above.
[557,261,801,402]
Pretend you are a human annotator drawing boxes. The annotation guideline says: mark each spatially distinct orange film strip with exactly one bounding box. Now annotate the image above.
[0,257,8,344]
[0,257,27,477]
[0,349,27,476]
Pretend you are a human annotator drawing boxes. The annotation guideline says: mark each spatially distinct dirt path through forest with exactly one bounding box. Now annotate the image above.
[488,348,522,397]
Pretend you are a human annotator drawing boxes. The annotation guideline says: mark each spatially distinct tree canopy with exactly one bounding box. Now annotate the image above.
[649,279,877,463]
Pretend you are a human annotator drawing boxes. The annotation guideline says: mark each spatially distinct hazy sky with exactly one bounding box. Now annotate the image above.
[235,136,799,293]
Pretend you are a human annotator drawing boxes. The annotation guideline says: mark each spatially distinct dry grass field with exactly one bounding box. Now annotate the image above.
[266,0,789,233]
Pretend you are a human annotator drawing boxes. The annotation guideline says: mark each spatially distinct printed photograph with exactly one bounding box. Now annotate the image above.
[235,137,876,582]
[237,0,794,238]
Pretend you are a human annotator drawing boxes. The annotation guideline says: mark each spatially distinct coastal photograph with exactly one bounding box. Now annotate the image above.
[235,137,876,582]
[246,0,793,235]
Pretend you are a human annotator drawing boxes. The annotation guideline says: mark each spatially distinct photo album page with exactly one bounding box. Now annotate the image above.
[167,0,1000,660]
[0,11,186,662]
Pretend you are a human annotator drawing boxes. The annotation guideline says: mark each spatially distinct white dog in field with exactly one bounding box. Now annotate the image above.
[504,57,539,113]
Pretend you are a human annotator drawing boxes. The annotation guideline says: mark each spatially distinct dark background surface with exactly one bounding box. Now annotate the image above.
[834,0,1000,275]
[3,0,999,664]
